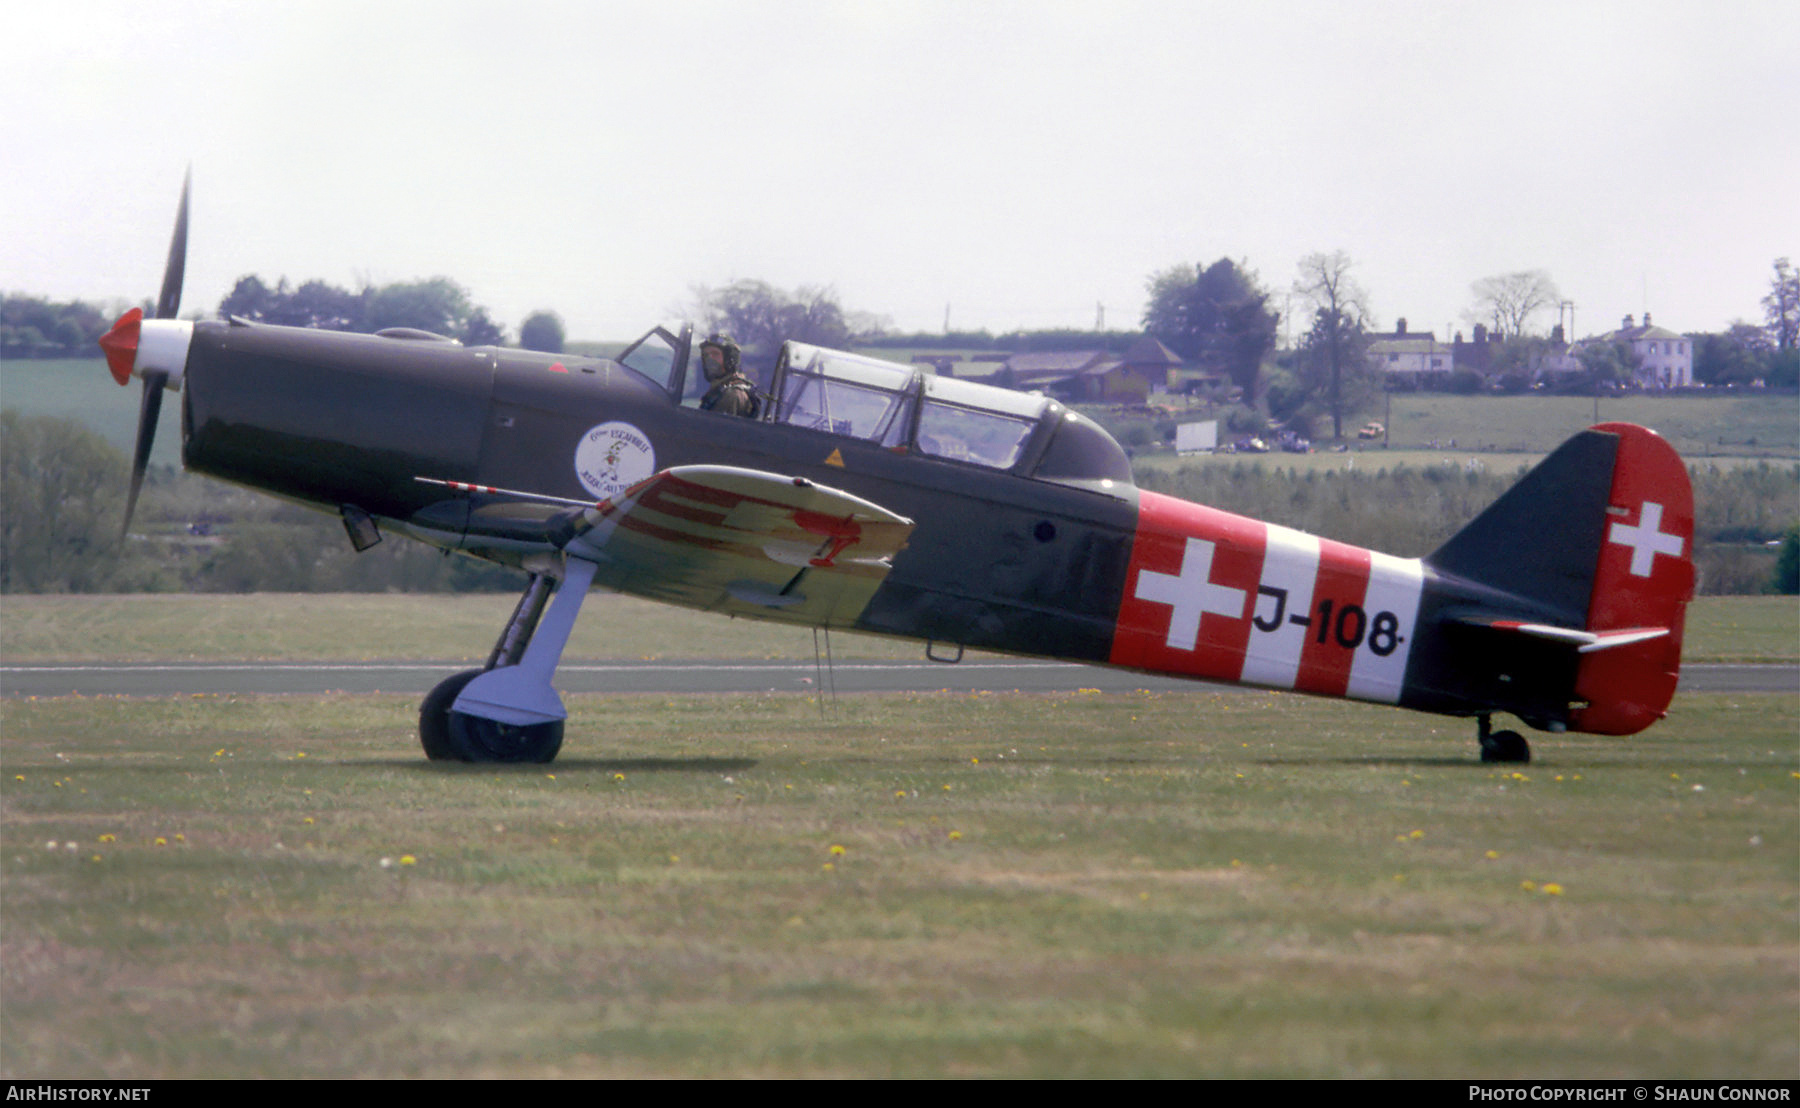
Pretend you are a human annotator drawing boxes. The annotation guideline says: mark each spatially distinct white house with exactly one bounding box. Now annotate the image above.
[1366,318,1453,381]
[1609,313,1692,388]
[1540,313,1694,388]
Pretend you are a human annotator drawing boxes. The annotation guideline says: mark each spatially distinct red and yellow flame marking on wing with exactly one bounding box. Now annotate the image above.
[595,473,866,567]
[1110,490,1423,704]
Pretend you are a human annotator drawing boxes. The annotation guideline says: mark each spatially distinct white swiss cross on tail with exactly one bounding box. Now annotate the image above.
[1134,537,1247,650]
[1608,501,1684,578]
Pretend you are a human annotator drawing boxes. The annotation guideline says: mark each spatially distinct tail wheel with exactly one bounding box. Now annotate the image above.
[419,669,482,761]
[1480,729,1532,764]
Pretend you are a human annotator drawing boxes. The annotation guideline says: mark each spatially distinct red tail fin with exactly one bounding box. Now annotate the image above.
[1569,423,1695,735]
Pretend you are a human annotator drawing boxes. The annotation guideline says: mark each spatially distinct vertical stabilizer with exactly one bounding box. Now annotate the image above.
[1414,423,1693,735]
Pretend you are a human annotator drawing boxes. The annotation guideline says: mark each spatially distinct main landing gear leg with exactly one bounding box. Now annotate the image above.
[1477,713,1531,764]
[418,561,595,763]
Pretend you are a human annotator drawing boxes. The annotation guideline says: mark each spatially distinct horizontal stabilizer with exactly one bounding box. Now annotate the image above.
[1450,614,1671,654]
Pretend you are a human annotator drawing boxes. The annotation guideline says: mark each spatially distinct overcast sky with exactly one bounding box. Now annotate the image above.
[5,0,1796,344]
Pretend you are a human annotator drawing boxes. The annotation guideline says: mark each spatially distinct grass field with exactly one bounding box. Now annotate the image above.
[1,358,184,469]
[2,687,1793,1078]
[1,593,1794,665]
[1377,392,1797,459]
[1126,391,1798,476]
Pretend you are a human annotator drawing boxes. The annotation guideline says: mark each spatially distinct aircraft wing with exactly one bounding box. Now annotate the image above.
[559,465,914,628]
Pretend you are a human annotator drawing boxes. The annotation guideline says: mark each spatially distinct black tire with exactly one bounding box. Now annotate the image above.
[1480,729,1532,764]
[420,669,483,761]
[447,711,564,764]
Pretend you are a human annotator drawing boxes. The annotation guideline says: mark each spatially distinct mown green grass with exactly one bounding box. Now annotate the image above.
[1379,393,1798,459]
[2,689,1793,1077]
[2,593,1792,665]
[1125,392,1798,463]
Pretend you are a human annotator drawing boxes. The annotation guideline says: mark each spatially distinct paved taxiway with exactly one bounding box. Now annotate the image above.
[2,660,1792,698]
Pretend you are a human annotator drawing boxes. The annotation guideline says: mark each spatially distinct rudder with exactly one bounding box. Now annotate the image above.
[1568,422,1694,734]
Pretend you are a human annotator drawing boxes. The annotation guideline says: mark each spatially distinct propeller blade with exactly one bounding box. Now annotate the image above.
[121,369,169,539]
[154,170,190,321]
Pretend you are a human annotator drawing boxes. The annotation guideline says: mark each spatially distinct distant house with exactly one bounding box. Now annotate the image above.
[1120,336,1186,390]
[1366,317,1453,383]
[1607,313,1693,387]
[1451,322,1503,376]
[1549,313,1694,387]
[960,338,1192,404]
[999,350,1117,392]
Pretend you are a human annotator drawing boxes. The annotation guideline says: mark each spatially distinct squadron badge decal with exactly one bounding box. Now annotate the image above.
[574,421,656,500]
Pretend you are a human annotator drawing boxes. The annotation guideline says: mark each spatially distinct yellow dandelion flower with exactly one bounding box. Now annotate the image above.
[295,752,306,759]
[1542,883,1564,896]
[1484,850,1500,860]
[303,817,314,825]
[668,854,680,864]
[1520,880,1536,892]
[175,834,184,842]
[970,757,979,764]
[829,844,846,856]
[98,834,116,843]
[12,775,22,782]
[154,837,167,846]
[1409,829,1424,839]
[948,830,962,841]
[822,861,835,871]
[1230,859,1242,867]
[613,773,625,782]
[895,789,907,798]
[399,855,417,866]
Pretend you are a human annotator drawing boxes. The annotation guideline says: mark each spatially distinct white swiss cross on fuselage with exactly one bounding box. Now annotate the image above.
[1134,537,1247,650]
[1608,500,1684,577]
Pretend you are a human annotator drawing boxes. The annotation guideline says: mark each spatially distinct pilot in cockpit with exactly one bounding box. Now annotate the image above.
[697,333,758,417]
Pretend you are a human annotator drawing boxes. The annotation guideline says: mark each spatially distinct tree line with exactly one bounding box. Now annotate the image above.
[1134,254,1800,442]
[1,280,571,358]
